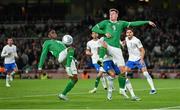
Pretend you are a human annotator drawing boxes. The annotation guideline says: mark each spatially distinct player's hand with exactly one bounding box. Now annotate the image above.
[120,40,126,47]
[86,51,93,56]
[149,21,156,27]
[105,33,111,38]
[7,52,12,56]
[140,59,145,65]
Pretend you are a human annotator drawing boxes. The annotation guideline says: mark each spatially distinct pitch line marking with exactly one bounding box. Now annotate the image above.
[152,105,180,110]
[0,87,180,100]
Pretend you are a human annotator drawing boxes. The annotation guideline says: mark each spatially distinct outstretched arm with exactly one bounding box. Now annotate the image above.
[92,20,107,35]
[122,20,156,28]
[38,42,49,70]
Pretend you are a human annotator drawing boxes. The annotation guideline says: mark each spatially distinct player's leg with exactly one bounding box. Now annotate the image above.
[118,66,130,99]
[107,45,129,99]
[59,74,78,101]
[103,60,116,100]
[100,73,107,90]
[125,78,141,101]
[89,64,103,93]
[106,70,115,100]
[58,49,78,100]
[4,64,11,87]
[10,63,18,81]
[98,47,107,66]
[59,60,78,101]
[142,68,156,94]
[124,61,141,100]
[137,60,156,94]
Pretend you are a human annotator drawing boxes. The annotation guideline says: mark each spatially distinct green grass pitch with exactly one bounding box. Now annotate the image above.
[0,79,180,109]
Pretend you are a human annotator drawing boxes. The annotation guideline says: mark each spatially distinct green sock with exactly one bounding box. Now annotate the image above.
[98,47,107,59]
[62,79,77,95]
[95,77,101,88]
[118,74,126,89]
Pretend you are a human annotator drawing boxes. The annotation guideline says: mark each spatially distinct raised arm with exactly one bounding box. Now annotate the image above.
[122,20,156,28]
[92,20,107,35]
[38,42,49,70]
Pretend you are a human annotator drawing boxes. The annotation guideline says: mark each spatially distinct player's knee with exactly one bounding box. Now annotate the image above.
[68,47,75,53]
[97,72,103,77]
[119,66,126,73]
[108,70,115,78]
[73,74,78,82]
[119,73,126,78]
[108,75,114,80]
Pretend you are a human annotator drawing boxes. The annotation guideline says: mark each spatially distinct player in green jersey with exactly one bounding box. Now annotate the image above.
[92,8,156,98]
[38,29,78,101]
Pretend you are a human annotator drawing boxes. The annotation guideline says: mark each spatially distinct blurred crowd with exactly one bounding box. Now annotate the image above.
[0,6,179,73]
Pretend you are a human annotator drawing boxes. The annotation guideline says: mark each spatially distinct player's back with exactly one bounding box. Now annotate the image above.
[43,39,66,58]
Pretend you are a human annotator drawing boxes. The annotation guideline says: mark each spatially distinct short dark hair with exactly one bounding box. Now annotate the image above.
[47,29,55,36]
[7,37,13,41]
[126,27,134,32]
[109,8,119,14]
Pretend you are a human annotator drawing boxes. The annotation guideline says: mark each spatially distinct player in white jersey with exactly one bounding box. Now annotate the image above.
[87,32,140,101]
[1,37,18,87]
[125,28,156,94]
[86,32,108,93]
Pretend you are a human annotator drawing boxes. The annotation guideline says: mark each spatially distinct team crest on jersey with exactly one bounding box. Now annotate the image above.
[112,25,116,31]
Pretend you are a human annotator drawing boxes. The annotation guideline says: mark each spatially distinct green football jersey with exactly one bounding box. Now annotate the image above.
[92,20,149,48]
[38,39,66,69]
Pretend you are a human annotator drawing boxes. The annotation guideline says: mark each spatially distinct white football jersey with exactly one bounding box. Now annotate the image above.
[125,36,143,61]
[86,39,101,64]
[1,44,17,64]
[86,38,111,64]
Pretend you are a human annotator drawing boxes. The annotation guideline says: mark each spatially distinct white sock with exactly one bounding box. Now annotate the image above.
[143,71,155,90]
[101,76,107,89]
[126,79,136,97]
[10,71,15,76]
[6,75,10,85]
[107,76,114,91]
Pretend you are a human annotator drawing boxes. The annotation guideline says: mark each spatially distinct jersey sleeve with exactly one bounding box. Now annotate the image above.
[91,20,107,34]
[121,20,149,28]
[38,41,49,69]
[86,42,90,50]
[1,46,8,57]
[136,39,143,48]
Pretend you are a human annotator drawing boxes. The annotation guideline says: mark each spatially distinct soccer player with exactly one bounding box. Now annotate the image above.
[125,28,156,94]
[92,8,156,98]
[87,33,140,101]
[100,55,140,101]
[101,37,141,101]
[38,29,78,101]
[1,37,18,87]
[86,32,108,93]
